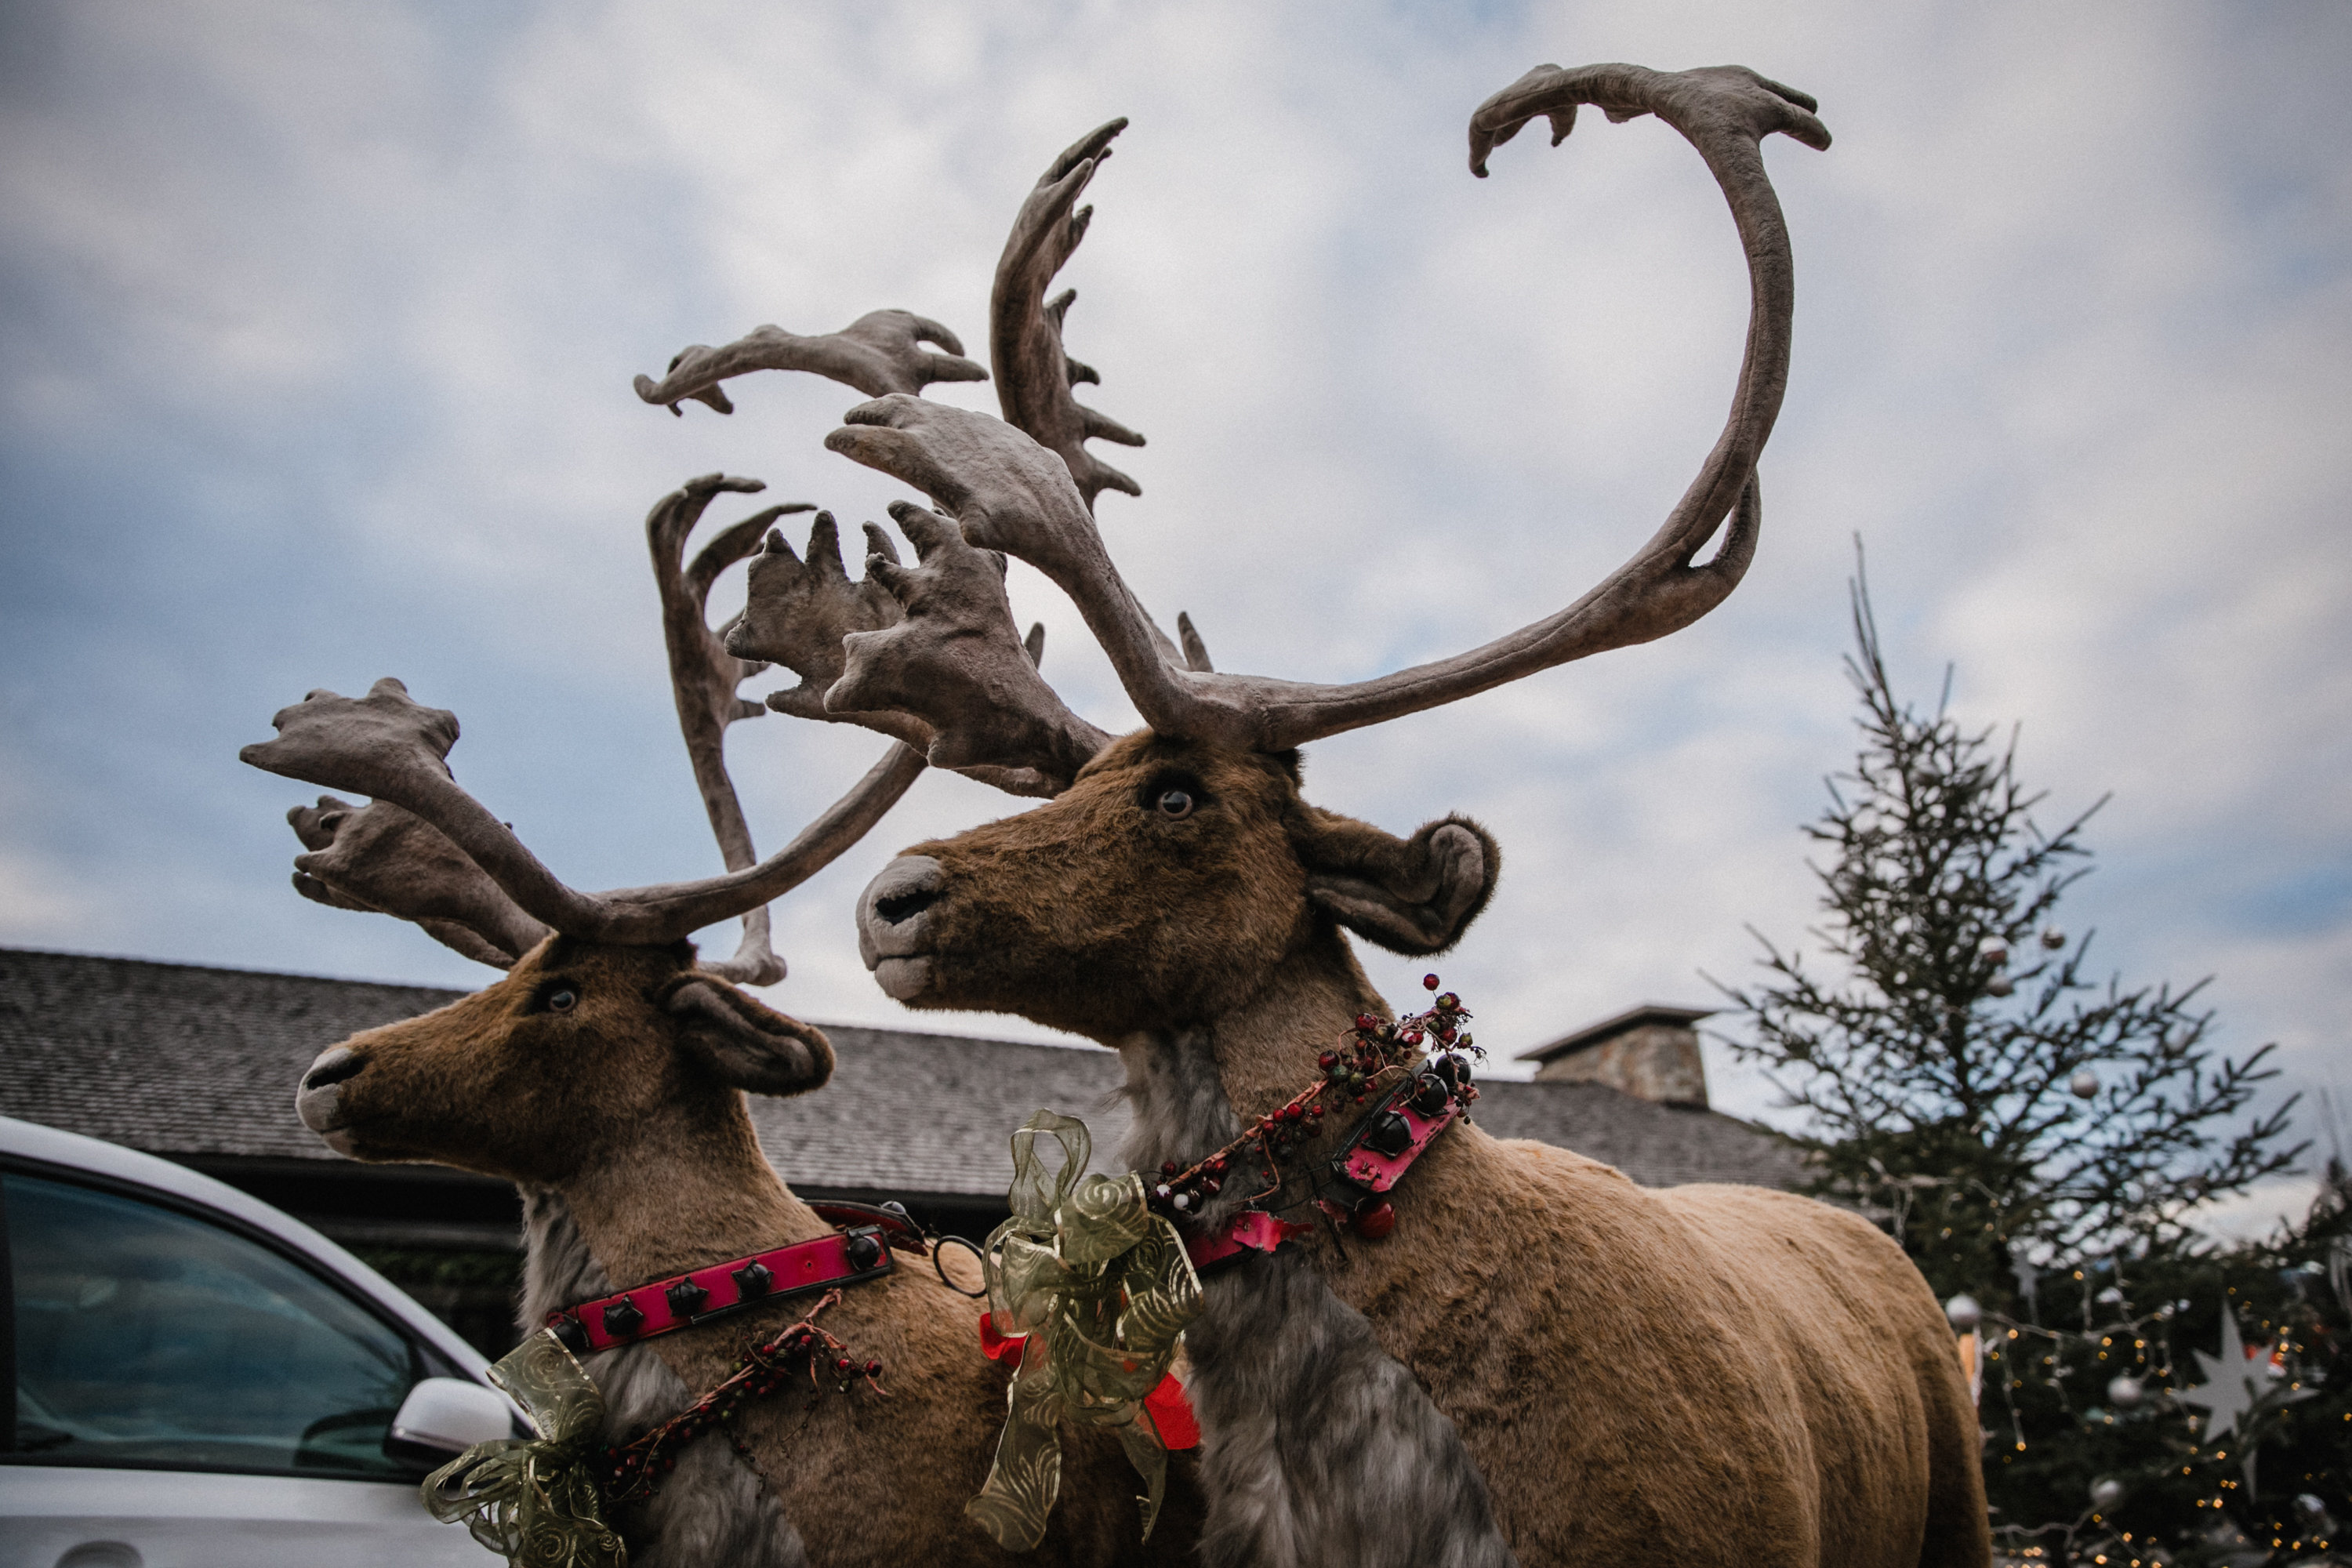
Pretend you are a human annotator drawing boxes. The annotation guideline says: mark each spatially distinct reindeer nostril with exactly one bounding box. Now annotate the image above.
[876,888,938,924]
[303,1051,367,1091]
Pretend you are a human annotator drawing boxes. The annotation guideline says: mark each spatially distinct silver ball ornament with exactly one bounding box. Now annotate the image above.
[2041,927,2067,949]
[2107,1374,2143,1409]
[1944,1293,1982,1330]
[2070,1070,2100,1100]
[1978,937,2010,966]
[1985,975,2014,998]
[2090,1477,2125,1512]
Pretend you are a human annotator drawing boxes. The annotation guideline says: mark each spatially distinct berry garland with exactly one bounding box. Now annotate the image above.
[1146,973,1483,1218]
[593,1288,886,1504]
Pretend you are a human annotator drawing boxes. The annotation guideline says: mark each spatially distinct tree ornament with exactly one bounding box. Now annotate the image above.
[2040,927,2066,949]
[1944,1294,1982,1330]
[2106,1374,2143,1410]
[2176,1307,2263,1447]
[2069,1070,2098,1100]
[1984,974,2014,998]
[1978,936,2009,966]
[2089,1477,2125,1512]
[1423,973,1441,991]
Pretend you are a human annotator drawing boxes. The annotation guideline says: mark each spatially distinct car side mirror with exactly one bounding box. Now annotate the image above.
[384,1376,521,1466]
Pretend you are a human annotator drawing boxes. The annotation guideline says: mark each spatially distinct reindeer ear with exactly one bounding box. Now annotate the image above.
[662,976,836,1097]
[1288,809,1500,956]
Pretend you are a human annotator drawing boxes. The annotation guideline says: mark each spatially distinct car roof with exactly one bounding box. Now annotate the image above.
[1,1113,498,1385]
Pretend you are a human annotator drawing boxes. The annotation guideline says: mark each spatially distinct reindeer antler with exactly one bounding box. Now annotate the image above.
[286,796,550,968]
[646,472,808,984]
[634,309,988,418]
[727,503,1097,796]
[832,501,1109,793]
[242,678,926,949]
[989,119,1145,507]
[826,67,1825,764]
[726,512,924,747]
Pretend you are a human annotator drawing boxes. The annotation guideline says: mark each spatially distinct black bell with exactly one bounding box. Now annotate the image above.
[602,1297,646,1338]
[550,1316,591,1356]
[665,1278,710,1319]
[846,1232,884,1272]
[733,1259,775,1298]
[1364,1110,1414,1158]
[1408,1072,1450,1116]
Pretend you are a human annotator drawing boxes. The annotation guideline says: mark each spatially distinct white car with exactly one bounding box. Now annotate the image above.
[1,1116,517,1567]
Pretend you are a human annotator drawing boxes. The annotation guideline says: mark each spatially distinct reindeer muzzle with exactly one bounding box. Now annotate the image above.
[857,855,943,1001]
[296,1045,367,1151]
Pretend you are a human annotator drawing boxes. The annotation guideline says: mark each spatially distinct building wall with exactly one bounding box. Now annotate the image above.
[1530,1021,1709,1105]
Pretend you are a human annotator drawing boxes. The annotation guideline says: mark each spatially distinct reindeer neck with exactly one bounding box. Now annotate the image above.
[1116,928,1385,1171]
[554,1092,830,1290]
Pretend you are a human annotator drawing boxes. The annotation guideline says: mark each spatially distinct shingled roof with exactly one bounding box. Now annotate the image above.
[0,948,1804,1206]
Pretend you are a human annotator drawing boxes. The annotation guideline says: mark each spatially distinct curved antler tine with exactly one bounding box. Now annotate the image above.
[283,795,551,965]
[600,741,930,929]
[990,119,1145,508]
[1170,64,1823,747]
[824,500,1110,793]
[647,472,816,982]
[241,680,625,937]
[726,512,931,750]
[634,309,989,417]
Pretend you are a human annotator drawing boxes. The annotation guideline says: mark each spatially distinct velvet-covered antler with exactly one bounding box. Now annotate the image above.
[241,678,925,947]
[831,501,1109,794]
[725,512,924,747]
[285,795,550,969]
[726,506,1097,796]
[827,64,1825,758]
[989,119,1145,508]
[646,472,809,984]
[634,309,988,418]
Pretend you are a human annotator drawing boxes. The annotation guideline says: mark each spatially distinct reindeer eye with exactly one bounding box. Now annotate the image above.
[544,985,579,1014]
[1156,788,1195,819]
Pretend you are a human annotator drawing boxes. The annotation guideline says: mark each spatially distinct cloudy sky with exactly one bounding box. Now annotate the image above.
[4,2,2345,1232]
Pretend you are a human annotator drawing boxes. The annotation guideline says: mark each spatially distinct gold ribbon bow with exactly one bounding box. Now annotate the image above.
[968,1110,1204,1552]
[423,1329,627,1568]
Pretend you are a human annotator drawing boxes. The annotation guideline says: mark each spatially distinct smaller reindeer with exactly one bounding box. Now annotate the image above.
[657,61,1986,1568]
[245,457,1200,1557]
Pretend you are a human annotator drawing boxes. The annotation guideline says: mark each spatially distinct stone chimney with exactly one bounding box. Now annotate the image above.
[1516,1004,1714,1107]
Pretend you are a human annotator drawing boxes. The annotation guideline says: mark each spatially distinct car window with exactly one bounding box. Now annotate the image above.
[5,1171,424,1479]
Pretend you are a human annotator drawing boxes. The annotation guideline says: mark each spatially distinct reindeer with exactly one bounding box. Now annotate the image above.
[241,449,1203,1554]
[652,61,1987,1568]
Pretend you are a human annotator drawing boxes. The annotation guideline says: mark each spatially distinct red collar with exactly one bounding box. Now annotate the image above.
[1183,1076,1464,1271]
[547,1202,922,1355]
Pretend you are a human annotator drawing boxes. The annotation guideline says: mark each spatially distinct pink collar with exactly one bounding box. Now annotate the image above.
[547,1203,920,1354]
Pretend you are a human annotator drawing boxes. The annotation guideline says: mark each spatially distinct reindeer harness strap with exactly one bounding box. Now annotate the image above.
[1161,977,1483,1269]
[546,1208,921,1354]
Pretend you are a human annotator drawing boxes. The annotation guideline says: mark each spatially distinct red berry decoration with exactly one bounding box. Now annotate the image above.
[864,1359,884,1377]
[1436,993,1460,1011]
[1423,973,1440,990]
[1318,1051,1339,1072]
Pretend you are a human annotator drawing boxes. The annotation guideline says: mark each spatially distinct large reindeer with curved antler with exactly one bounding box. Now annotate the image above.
[241,449,1203,1552]
[656,63,1987,1568]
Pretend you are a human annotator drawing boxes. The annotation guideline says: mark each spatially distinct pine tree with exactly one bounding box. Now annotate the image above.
[1719,559,2333,1561]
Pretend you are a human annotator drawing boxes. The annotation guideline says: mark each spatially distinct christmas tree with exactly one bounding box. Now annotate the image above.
[1719,557,2342,1562]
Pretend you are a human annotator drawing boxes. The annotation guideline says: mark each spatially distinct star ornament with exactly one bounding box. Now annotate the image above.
[2175,1308,2314,1450]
